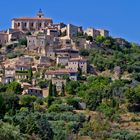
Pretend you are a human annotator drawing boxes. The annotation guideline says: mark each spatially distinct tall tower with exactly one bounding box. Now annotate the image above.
[37,9,44,18]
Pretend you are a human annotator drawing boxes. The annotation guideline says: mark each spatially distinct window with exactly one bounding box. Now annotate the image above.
[31,22,34,27]
[39,23,42,27]
[18,22,20,27]
[24,22,27,27]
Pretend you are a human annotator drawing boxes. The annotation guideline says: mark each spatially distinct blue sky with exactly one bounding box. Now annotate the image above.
[0,0,140,43]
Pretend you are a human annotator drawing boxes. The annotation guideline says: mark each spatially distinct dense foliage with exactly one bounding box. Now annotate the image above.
[0,36,140,139]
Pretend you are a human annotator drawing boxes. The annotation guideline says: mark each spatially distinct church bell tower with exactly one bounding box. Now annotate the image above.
[37,9,44,18]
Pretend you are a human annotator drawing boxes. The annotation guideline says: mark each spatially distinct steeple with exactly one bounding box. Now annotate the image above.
[37,9,44,18]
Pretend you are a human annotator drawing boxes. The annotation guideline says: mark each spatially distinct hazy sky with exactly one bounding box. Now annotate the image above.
[0,0,140,43]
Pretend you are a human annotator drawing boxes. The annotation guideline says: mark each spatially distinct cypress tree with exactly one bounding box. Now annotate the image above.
[61,82,65,97]
[52,84,57,97]
[49,80,53,96]
[28,68,33,82]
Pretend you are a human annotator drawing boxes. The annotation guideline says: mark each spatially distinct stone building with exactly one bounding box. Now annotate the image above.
[56,56,70,66]
[12,9,53,32]
[0,29,25,45]
[84,28,109,38]
[0,32,9,45]
[7,28,25,41]
[27,87,48,97]
[84,28,100,38]
[27,34,53,55]
[4,66,15,83]
[15,64,31,81]
[45,69,78,81]
[47,48,79,60]
[61,24,82,38]
[68,57,88,74]
[96,29,109,37]
[52,78,66,92]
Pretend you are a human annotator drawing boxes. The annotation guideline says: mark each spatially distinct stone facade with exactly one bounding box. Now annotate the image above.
[27,34,53,55]
[46,27,60,37]
[56,56,69,66]
[0,32,9,45]
[12,10,53,32]
[84,28,100,38]
[61,24,82,38]
[68,58,88,74]
[4,66,15,83]
[15,64,31,81]
[84,28,109,38]
[7,28,25,41]
[45,69,78,81]
[52,78,66,92]
[47,48,79,60]
[96,29,109,37]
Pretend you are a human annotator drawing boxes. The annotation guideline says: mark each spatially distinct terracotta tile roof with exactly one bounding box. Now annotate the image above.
[28,87,42,90]
[57,56,70,58]
[69,58,87,62]
[12,17,52,21]
[0,32,8,35]
[46,69,77,75]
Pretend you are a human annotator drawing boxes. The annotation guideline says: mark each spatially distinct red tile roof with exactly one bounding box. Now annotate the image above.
[46,69,77,75]
[69,58,87,62]
[12,17,52,21]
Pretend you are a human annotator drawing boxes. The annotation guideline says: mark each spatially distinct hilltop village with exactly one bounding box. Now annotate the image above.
[0,9,140,140]
[0,9,111,96]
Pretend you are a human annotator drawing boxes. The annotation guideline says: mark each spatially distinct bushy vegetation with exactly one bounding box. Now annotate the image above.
[7,51,24,59]
[1,36,140,139]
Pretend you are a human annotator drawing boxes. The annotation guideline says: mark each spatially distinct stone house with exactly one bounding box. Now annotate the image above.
[84,28,109,38]
[45,27,60,37]
[61,24,83,38]
[27,34,53,55]
[15,64,31,81]
[17,56,34,65]
[27,87,48,97]
[39,56,51,64]
[45,69,78,81]
[47,48,79,60]
[84,28,100,38]
[4,66,15,83]
[56,56,70,66]
[68,57,88,74]
[96,29,109,37]
[7,28,25,41]
[0,32,9,45]
[52,78,66,92]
